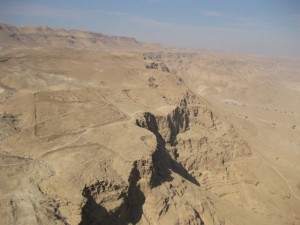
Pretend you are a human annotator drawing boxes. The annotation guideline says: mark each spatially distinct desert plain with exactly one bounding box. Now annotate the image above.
[0,23,299,225]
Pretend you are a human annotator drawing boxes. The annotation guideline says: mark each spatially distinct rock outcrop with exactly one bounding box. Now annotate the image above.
[146,62,170,72]
[1,24,299,225]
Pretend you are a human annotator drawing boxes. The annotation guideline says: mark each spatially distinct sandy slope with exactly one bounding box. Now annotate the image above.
[0,24,299,225]
[146,51,300,223]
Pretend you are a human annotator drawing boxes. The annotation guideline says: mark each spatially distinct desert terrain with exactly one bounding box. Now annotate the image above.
[0,23,299,225]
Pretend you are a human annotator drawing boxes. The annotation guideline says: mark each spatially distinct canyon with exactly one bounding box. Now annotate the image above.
[0,23,299,225]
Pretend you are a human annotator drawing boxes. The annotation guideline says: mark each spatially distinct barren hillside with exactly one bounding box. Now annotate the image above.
[0,24,299,225]
[0,23,162,51]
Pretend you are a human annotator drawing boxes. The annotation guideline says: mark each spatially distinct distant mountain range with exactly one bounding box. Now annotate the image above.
[0,23,162,51]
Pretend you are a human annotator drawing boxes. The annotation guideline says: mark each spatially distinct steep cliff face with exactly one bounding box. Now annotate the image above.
[80,160,149,225]
[127,92,251,224]
[75,91,252,225]
[136,92,251,179]
[2,29,297,224]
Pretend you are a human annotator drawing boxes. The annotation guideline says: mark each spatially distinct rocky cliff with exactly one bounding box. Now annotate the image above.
[0,25,299,225]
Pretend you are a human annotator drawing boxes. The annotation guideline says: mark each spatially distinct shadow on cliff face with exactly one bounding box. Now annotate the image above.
[150,130,200,188]
[79,163,145,225]
[136,111,200,188]
[80,189,111,225]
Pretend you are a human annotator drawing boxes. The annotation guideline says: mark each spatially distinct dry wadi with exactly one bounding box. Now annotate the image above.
[0,23,299,225]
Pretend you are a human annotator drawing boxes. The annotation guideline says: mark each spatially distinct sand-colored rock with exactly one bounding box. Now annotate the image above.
[0,24,299,225]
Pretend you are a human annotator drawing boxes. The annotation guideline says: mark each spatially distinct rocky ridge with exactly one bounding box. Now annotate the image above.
[0,24,299,225]
[0,23,162,51]
[77,92,252,224]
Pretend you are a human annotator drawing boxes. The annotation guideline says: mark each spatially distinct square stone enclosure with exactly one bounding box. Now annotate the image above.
[34,89,125,137]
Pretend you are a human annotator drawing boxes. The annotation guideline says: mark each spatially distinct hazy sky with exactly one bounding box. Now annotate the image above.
[0,0,300,56]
